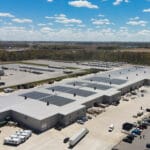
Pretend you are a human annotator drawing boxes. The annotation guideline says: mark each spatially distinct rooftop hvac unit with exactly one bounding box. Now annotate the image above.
[47,101,50,106]
[24,96,27,100]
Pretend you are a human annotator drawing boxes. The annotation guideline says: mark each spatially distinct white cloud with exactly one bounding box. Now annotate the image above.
[0,12,14,18]
[38,23,47,26]
[68,0,99,9]
[46,14,82,24]
[91,18,112,25]
[126,17,147,26]
[98,14,105,17]
[0,26,25,31]
[12,18,33,23]
[0,25,150,41]
[143,8,150,12]
[113,0,129,6]
[40,27,53,33]
[47,0,53,2]
[138,30,150,35]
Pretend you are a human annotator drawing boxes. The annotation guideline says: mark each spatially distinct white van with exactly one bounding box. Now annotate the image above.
[4,137,22,145]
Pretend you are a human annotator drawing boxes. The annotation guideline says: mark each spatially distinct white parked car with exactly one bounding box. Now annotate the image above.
[108,124,114,132]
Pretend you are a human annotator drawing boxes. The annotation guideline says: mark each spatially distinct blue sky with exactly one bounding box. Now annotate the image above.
[0,0,150,41]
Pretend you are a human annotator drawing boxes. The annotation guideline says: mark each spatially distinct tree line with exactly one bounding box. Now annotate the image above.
[0,49,150,65]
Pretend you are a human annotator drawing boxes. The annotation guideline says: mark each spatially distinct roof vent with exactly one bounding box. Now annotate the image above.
[47,101,49,106]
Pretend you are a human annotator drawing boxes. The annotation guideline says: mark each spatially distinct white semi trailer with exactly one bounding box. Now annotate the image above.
[69,128,89,147]
[4,137,22,146]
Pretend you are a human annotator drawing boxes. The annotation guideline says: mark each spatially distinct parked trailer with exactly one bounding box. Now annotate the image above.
[10,134,26,143]
[19,130,32,137]
[16,131,31,139]
[69,128,89,147]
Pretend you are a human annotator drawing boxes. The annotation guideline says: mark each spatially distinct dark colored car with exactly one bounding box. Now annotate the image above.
[127,135,134,141]
[63,137,70,143]
[122,123,134,131]
[122,137,132,143]
[146,108,150,112]
[131,129,141,135]
[146,144,150,148]
[138,124,147,130]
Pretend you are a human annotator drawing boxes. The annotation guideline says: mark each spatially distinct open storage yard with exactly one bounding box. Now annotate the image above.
[0,63,83,89]
[0,60,123,89]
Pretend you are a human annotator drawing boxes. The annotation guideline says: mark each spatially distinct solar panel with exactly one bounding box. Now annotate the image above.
[66,88,95,97]
[20,91,50,99]
[85,76,127,85]
[47,86,96,97]
[68,81,111,90]
[111,78,127,85]
[67,82,86,86]
[20,91,75,106]
[85,77,110,83]
[85,83,111,90]
[47,86,71,92]
[41,95,75,106]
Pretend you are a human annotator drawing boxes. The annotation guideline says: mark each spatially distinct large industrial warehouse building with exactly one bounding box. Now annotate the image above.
[0,66,150,133]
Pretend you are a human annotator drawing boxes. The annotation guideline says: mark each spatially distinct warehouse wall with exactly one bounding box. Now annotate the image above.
[0,111,10,121]
[0,70,4,76]
[102,92,121,104]
[83,96,104,108]
[119,80,145,95]
[11,111,41,133]
[59,107,86,126]
[40,114,59,132]
[144,79,150,86]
